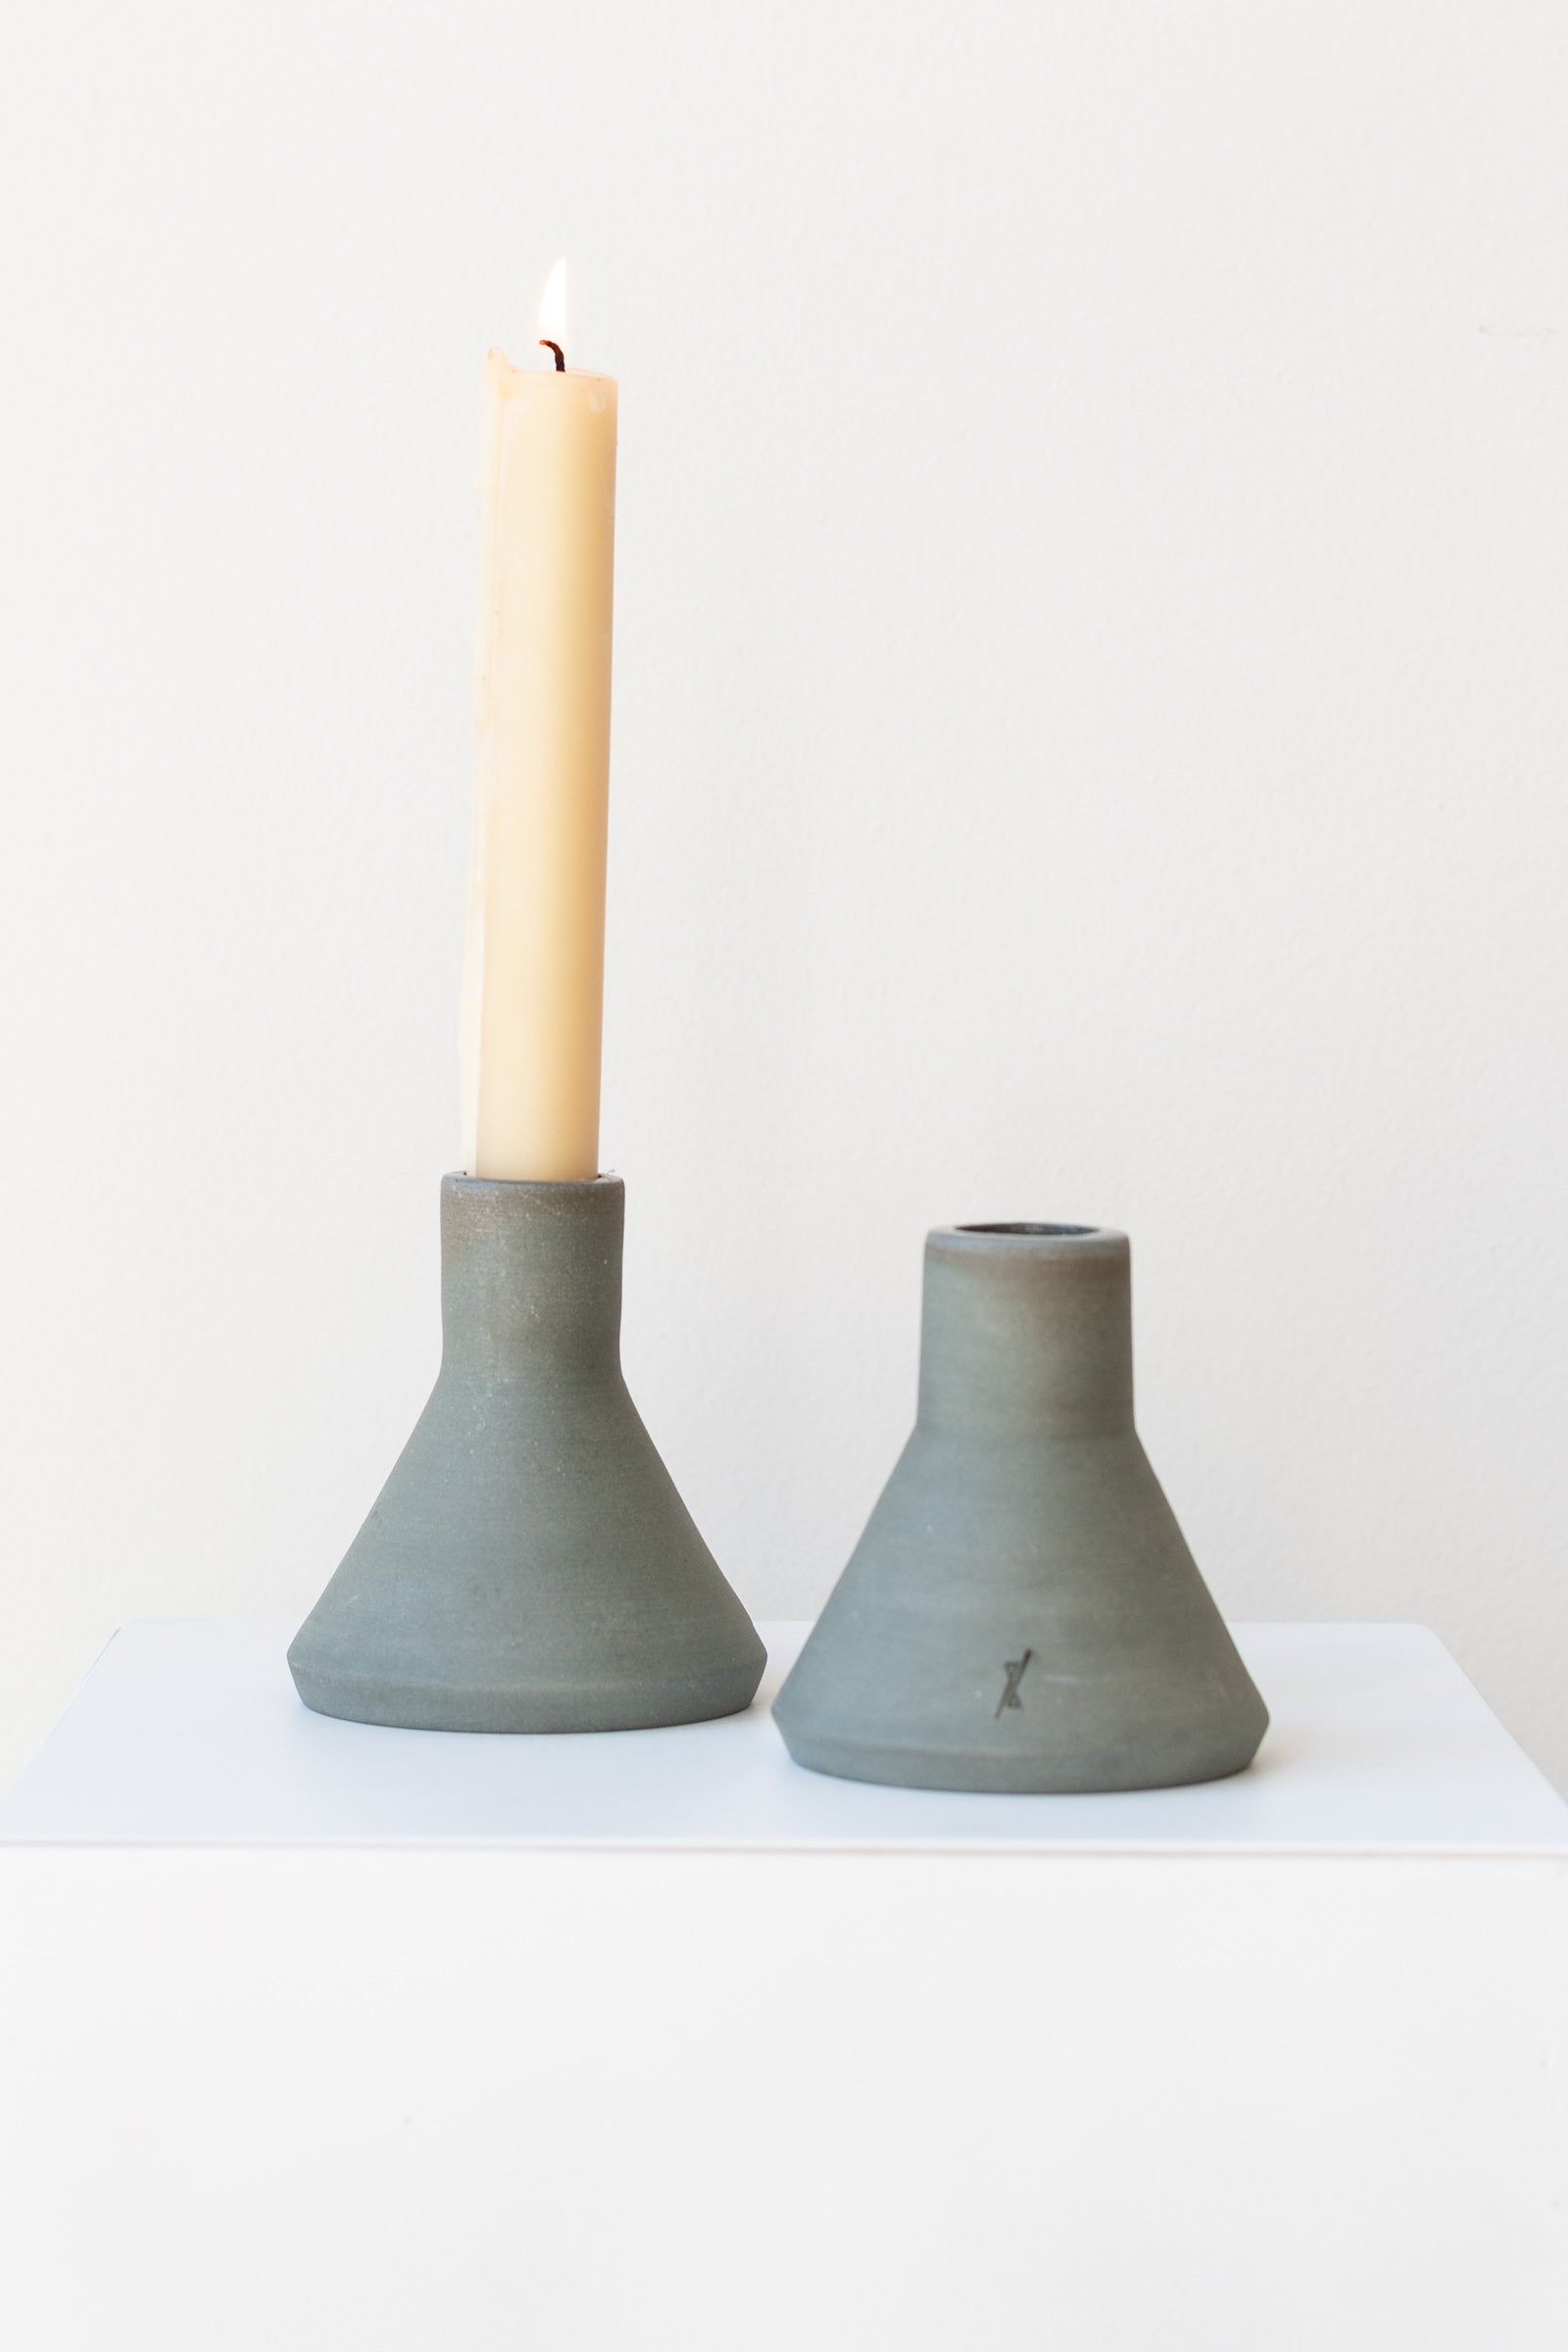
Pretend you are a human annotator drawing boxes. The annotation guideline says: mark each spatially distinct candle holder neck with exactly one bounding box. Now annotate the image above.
[916,1225,1135,1439]
[439,1174,623,1380]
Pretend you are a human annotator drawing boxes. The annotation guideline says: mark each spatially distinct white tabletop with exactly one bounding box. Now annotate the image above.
[3,1618,1565,1855]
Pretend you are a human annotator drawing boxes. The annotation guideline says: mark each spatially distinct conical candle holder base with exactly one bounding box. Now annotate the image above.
[289,1174,765,1733]
[773,1223,1267,1792]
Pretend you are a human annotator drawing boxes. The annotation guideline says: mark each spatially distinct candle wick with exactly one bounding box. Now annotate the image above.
[540,340,566,371]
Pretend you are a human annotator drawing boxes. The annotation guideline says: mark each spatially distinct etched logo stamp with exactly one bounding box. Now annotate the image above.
[996,1648,1034,1718]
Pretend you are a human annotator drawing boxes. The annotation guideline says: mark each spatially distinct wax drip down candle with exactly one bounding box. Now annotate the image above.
[460,259,617,1182]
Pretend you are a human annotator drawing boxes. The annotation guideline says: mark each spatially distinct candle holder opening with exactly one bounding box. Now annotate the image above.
[956,1221,1098,1237]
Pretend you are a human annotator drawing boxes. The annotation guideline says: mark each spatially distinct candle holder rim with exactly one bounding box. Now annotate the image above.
[446,1169,623,1197]
[933,1220,1125,1250]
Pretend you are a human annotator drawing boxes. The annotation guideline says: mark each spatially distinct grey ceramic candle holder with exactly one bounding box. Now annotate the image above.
[772,1222,1267,1792]
[288,1174,765,1732]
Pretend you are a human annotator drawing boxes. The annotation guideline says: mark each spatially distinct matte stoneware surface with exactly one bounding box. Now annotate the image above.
[772,1223,1268,1792]
[289,1176,765,1732]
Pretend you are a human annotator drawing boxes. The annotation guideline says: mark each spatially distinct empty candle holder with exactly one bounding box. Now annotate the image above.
[289,1174,765,1732]
[772,1221,1267,1791]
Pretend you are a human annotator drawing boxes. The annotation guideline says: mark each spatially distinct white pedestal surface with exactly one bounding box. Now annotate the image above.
[1,1620,1564,2350]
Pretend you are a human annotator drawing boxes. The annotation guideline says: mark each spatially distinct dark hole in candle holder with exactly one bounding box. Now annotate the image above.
[957,1222,1097,1237]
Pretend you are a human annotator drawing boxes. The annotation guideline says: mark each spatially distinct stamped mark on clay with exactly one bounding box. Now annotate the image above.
[995,1648,1033,1719]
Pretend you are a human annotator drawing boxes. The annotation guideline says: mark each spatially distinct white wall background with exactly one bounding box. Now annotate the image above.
[2,2,1564,1790]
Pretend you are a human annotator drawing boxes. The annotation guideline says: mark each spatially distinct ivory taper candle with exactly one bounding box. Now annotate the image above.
[460,261,617,1181]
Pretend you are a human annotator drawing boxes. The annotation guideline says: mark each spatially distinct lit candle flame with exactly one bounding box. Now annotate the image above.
[537,258,567,366]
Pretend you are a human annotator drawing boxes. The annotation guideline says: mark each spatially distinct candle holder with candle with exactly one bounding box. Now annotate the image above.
[288,1172,765,1732]
[287,276,762,1734]
[772,1221,1267,1791]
